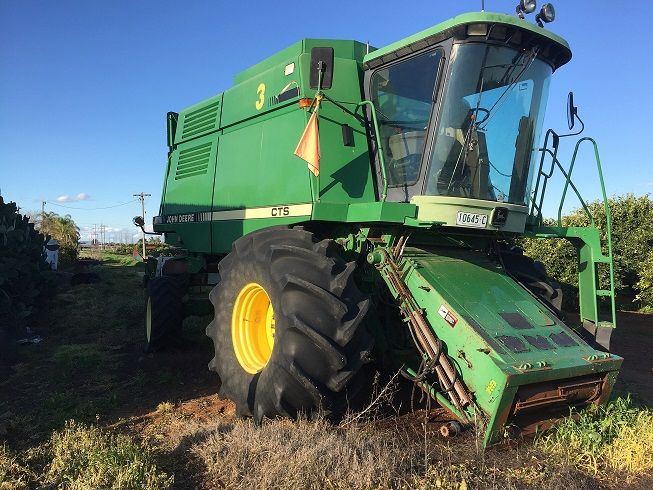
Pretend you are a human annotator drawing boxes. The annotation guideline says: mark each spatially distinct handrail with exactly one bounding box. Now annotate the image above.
[558,138,603,226]
[530,132,616,330]
[356,100,388,201]
[531,131,594,227]
[530,129,559,222]
[559,137,616,327]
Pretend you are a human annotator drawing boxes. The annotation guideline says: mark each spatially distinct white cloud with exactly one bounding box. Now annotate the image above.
[56,193,91,203]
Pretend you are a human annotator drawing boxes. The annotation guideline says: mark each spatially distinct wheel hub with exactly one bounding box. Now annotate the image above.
[232,282,275,373]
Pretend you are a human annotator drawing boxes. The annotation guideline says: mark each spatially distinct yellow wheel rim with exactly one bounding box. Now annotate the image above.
[232,282,275,374]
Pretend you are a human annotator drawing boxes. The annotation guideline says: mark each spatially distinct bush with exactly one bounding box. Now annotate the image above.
[38,212,80,267]
[113,241,171,256]
[635,251,653,311]
[0,196,50,323]
[522,194,653,310]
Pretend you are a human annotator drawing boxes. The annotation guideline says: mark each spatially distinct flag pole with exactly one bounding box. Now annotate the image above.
[313,65,324,202]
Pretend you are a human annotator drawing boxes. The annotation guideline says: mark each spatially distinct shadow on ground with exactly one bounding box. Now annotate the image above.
[0,255,219,449]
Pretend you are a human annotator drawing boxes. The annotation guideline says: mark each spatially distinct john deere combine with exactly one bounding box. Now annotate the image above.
[139,3,622,445]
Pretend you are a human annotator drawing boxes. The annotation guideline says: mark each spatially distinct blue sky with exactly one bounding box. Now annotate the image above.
[1,0,651,242]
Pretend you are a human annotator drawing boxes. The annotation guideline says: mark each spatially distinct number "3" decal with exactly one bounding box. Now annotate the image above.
[255,83,265,110]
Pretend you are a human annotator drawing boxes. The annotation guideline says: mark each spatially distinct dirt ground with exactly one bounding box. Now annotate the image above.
[1,255,652,488]
[609,311,653,406]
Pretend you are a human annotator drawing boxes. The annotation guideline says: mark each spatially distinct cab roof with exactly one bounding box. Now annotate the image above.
[363,11,571,71]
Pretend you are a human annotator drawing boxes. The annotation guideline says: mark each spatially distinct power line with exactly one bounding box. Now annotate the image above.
[45,199,138,210]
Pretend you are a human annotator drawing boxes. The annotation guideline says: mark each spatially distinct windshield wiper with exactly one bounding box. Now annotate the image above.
[479,46,539,129]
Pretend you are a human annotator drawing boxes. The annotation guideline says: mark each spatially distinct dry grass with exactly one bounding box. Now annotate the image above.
[0,445,32,490]
[192,416,424,490]
[186,413,599,490]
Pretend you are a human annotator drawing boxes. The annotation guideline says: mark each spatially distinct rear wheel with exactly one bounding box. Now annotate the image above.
[206,227,372,421]
[145,276,183,352]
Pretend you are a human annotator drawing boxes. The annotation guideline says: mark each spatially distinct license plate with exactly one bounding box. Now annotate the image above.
[456,211,488,228]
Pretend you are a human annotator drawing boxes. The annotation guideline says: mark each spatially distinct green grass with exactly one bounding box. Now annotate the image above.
[80,249,143,268]
[43,421,172,489]
[52,344,107,373]
[536,396,653,481]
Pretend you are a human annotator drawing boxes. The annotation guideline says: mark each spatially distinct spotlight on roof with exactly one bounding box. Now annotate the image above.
[536,3,556,27]
[516,0,537,19]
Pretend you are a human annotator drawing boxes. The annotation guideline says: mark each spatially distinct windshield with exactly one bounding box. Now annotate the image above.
[370,49,442,187]
[425,43,551,205]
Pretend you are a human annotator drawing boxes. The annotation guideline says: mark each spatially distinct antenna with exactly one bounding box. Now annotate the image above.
[481,0,485,11]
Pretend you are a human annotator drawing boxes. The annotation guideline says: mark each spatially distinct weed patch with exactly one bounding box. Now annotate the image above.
[0,445,32,490]
[536,396,653,482]
[44,421,172,489]
[156,402,175,414]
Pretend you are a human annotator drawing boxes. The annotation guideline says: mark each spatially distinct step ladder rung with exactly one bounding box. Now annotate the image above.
[594,257,611,264]
[596,289,612,297]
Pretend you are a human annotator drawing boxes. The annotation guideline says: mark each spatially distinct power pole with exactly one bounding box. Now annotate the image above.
[99,224,106,250]
[133,192,151,258]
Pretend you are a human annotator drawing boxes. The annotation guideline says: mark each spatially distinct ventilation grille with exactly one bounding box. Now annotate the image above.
[175,142,212,180]
[180,101,220,140]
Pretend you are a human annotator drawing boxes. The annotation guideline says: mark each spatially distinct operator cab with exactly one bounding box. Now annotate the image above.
[364,14,570,231]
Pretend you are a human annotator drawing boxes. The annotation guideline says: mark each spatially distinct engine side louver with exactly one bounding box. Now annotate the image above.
[180,101,220,141]
[175,142,212,180]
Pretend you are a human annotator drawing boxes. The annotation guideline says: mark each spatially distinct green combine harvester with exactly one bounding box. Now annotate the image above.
[137,2,622,445]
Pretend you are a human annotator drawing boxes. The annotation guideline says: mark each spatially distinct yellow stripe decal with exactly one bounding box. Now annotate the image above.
[210,204,313,221]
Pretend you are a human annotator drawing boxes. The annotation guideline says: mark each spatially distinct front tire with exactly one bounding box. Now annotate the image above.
[206,227,372,421]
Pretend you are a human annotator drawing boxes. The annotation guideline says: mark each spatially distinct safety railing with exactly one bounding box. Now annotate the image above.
[528,130,617,334]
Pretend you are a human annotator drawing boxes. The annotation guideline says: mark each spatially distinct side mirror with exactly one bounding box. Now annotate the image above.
[309,47,334,89]
[567,91,577,130]
[133,216,145,227]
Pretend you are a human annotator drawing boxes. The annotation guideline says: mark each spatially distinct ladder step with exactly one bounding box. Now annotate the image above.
[597,321,614,328]
[596,289,612,297]
[594,257,611,264]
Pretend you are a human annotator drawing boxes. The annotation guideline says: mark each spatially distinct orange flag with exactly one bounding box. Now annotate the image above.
[294,102,320,177]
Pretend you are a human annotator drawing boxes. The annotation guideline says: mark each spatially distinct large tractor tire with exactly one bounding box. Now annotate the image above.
[206,227,372,421]
[499,246,563,317]
[145,276,183,352]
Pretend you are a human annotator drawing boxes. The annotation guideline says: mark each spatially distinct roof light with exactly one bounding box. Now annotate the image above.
[536,3,555,26]
[467,23,488,36]
[516,0,537,19]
